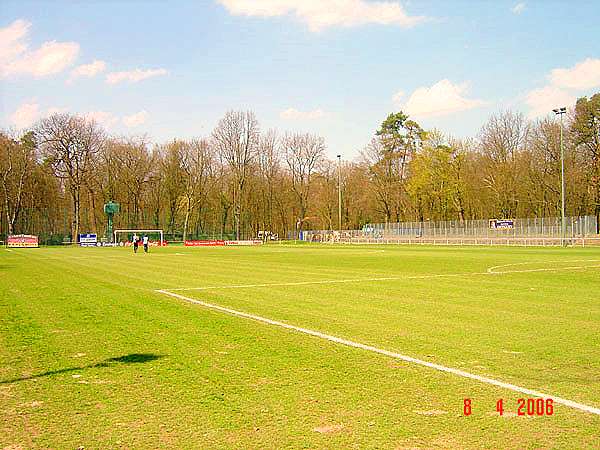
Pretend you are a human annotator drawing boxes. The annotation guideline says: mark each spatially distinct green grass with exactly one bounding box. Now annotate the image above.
[1,244,599,449]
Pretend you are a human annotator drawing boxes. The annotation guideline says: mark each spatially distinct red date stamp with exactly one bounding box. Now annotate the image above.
[463,398,554,416]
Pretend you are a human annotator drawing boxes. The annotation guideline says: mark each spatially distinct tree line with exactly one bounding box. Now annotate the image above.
[1,93,599,243]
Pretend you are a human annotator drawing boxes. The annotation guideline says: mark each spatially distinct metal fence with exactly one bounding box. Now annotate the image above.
[367,216,597,238]
[301,215,599,246]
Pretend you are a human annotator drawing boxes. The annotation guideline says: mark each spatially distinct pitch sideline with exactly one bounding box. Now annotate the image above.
[156,288,600,416]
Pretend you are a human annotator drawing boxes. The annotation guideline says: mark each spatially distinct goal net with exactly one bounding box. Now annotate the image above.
[113,229,164,246]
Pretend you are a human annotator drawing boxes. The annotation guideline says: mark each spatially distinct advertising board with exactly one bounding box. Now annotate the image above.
[184,240,225,246]
[224,240,263,246]
[79,233,98,247]
[489,219,515,230]
[184,240,263,246]
[7,234,39,248]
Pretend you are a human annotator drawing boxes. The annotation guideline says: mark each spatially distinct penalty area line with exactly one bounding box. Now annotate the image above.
[165,273,486,291]
[156,288,600,416]
[165,263,600,292]
[487,259,600,273]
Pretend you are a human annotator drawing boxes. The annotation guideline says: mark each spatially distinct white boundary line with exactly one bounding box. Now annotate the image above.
[166,263,600,292]
[167,277,405,292]
[156,288,600,416]
[487,259,600,273]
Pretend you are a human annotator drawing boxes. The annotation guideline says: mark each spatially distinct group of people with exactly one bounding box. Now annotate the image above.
[132,234,149,253]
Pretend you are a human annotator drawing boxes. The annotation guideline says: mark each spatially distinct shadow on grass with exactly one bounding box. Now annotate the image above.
[0,353,164,384]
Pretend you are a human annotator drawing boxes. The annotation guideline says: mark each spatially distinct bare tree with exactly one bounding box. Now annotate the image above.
[257,129,280,232]
[158,141,185,233]
[212,110,260,239]
[526,118,563,216]
[108,137,155,228]
[361,136,394,222]
[11,102,600,244]
[479,111,529,217]
[313,159,338,230]
[36,114,105,242]
[215,154,233,239]
[282,132,325,232]
[180,139,214,241]
[0,132,35,235]
[147,165,165,228]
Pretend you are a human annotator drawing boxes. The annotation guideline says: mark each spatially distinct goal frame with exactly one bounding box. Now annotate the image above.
[113,229,164,246]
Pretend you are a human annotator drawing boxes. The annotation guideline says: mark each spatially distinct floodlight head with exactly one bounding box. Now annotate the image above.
[553,107,567,115]
[104,201,120,215]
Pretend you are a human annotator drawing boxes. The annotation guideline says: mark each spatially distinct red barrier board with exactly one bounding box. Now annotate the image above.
[7,234,39,248]
[184,240,225,247]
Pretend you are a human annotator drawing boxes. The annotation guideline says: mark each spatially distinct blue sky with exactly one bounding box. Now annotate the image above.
[1,0,599,159]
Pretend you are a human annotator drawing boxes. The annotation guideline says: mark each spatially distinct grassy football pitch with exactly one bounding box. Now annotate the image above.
[1,244,600,448]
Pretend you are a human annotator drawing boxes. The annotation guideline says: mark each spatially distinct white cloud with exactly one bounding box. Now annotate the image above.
[0,19,79,78]
[218,0,428,31]
[280,108,326,120]
[511,3,526,14]
[106,68,168,84]
[123,110,149,127]
[69,59,106,82]
[0,19,30,65]
[84,111,119,128]
[524,57,600,117]
[525,85,576,119]
[398,79,485,118]
[549,58,600,90]
[9,41,80,77]
[8,101,67,128]
[10,101,40,129]
[8,102,149,131]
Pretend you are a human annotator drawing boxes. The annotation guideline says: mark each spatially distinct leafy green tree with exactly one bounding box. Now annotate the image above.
[366,112,426,222]
[407,132,468,222]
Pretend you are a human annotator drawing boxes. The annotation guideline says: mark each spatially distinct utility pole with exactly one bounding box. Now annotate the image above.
[553,107,567,246]
[337,154,342,233]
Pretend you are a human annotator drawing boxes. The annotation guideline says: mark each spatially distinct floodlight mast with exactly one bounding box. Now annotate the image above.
[104,201,120,242]
[553,107,567,246]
